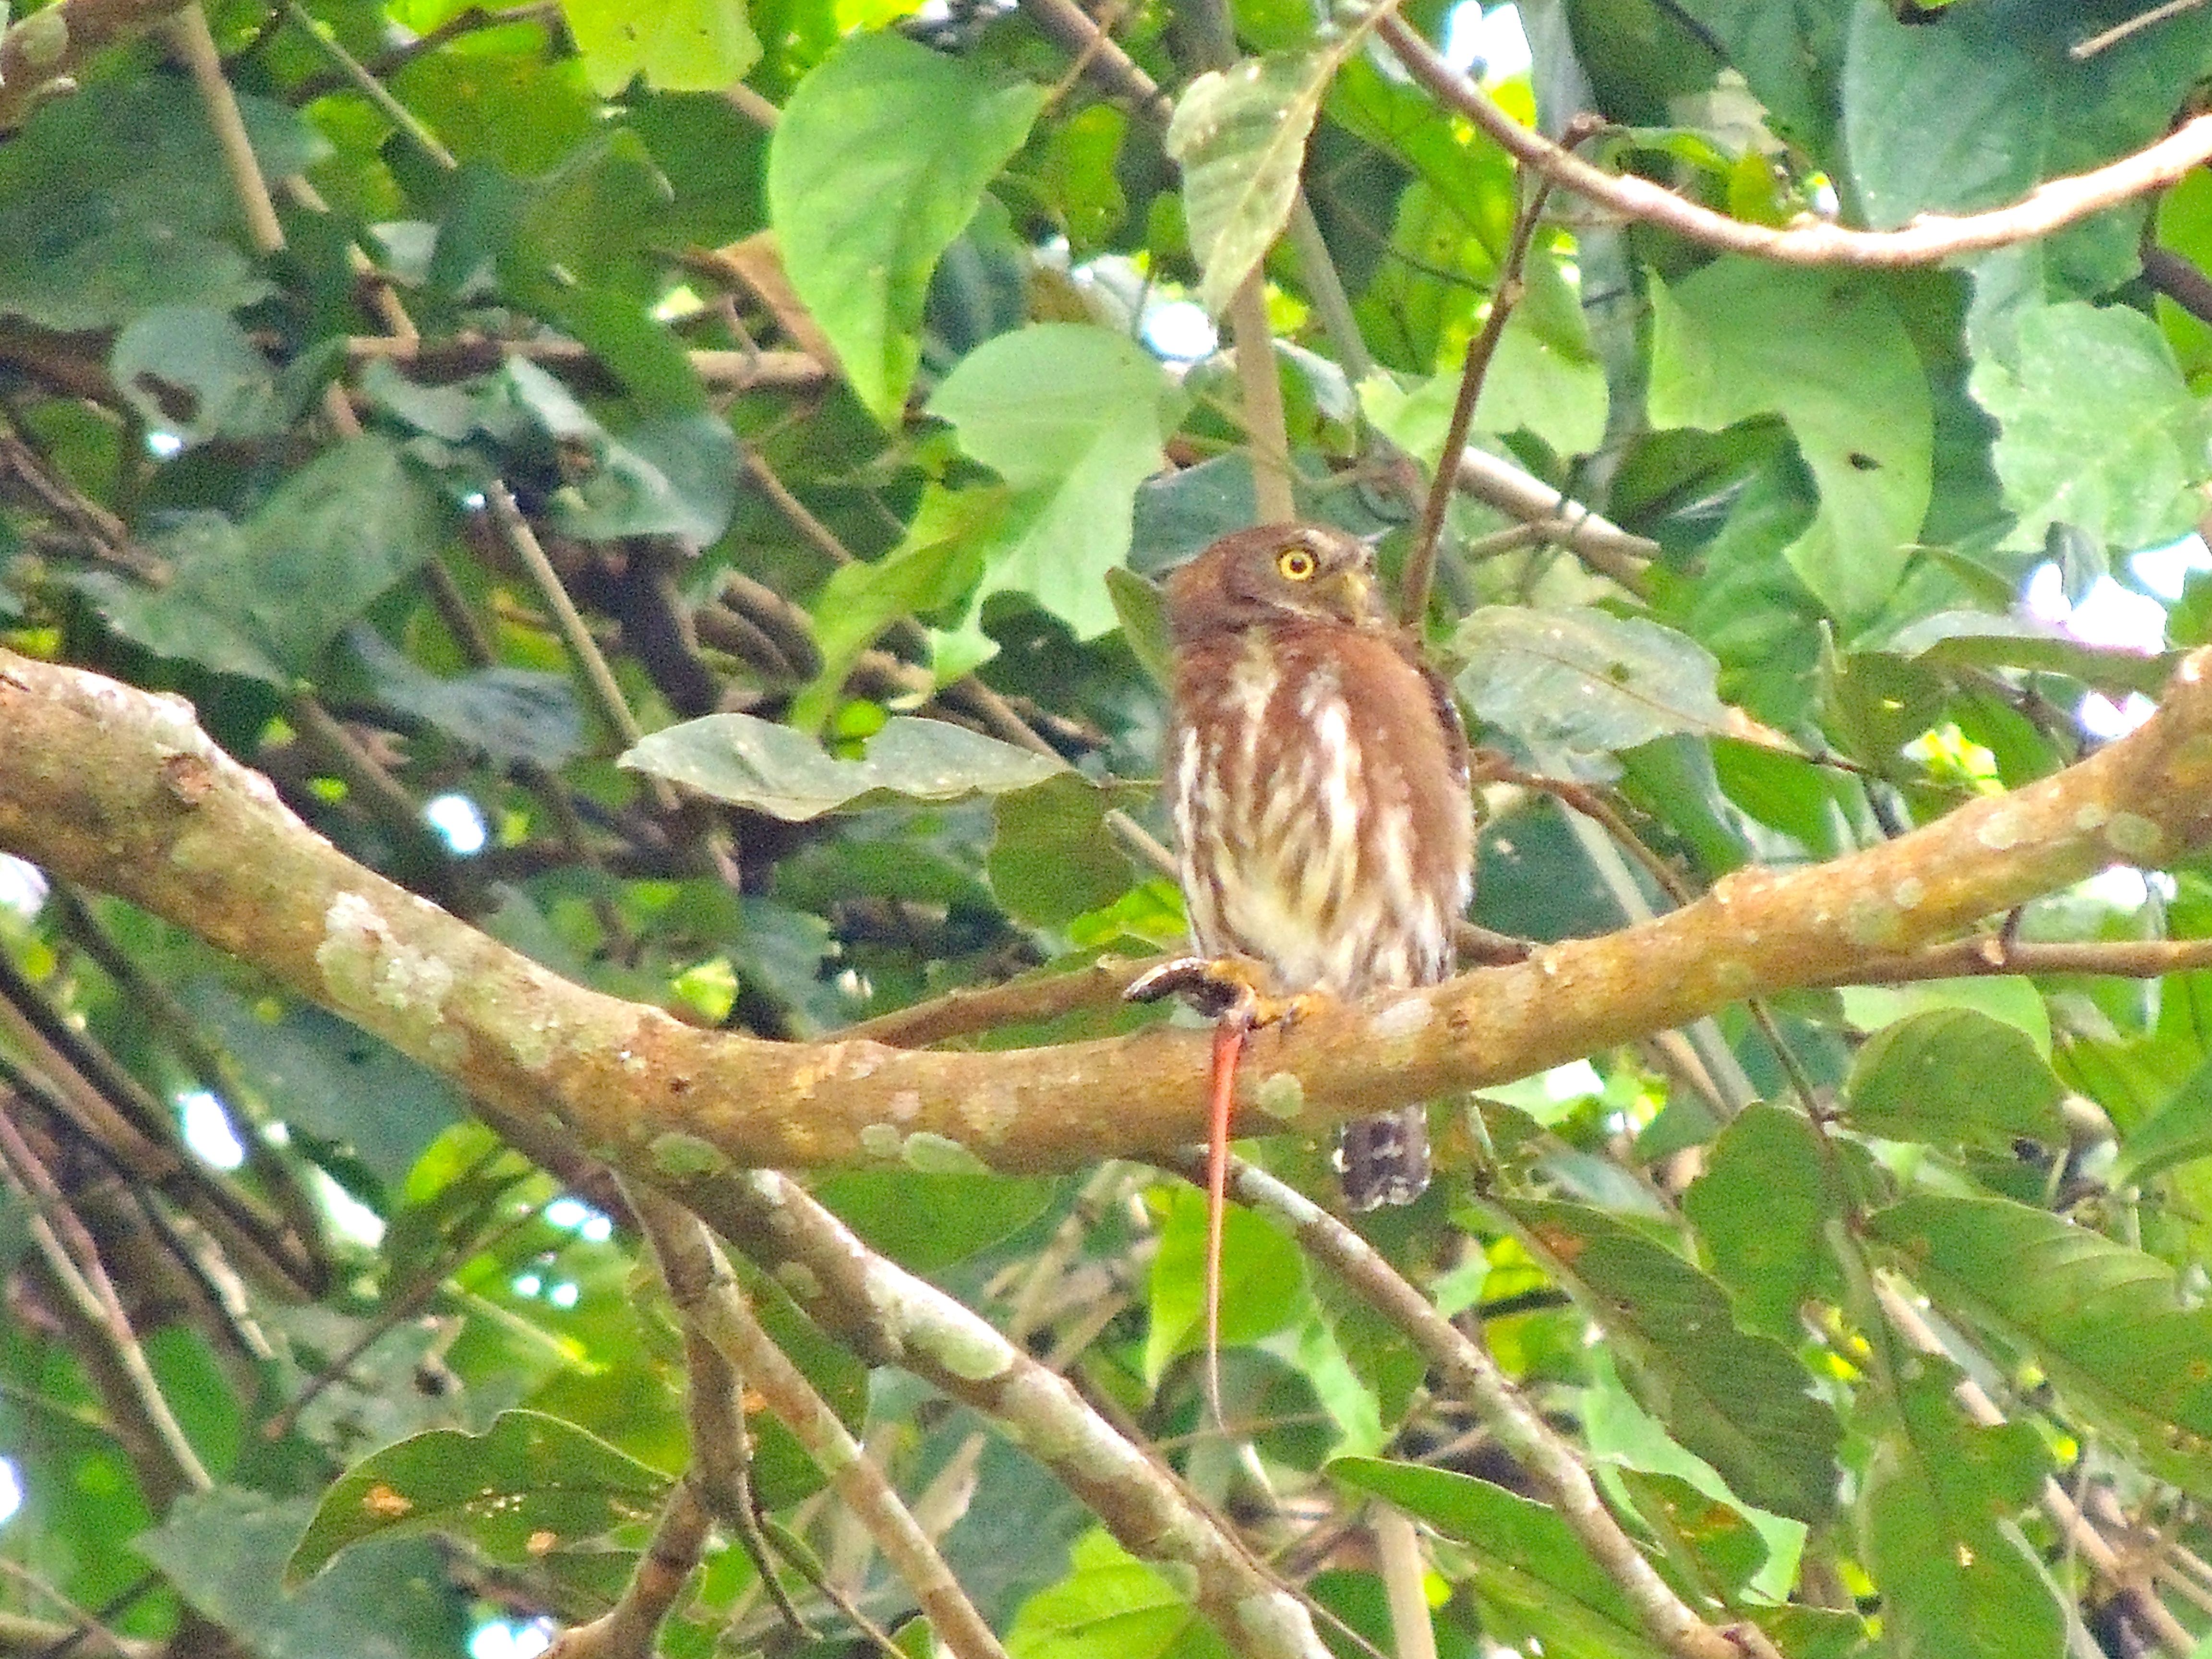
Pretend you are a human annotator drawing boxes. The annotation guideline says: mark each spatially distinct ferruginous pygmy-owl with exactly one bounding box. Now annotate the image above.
[1160,522,1474,1210]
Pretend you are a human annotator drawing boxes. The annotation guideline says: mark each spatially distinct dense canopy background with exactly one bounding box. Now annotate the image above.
[10,0,2212,1655]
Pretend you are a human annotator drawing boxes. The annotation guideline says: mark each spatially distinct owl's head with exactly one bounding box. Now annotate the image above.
[1161,523,1389,644]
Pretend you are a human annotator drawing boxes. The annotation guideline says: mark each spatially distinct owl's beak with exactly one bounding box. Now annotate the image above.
[1324,563,1376,619]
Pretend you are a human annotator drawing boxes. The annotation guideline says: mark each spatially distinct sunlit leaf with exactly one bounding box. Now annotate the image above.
[1167,53,1327,316]
[768,33,1047,420]
[1454,606,1734,764]
[620,712,1065,819]
[1845,1009,2067,1150]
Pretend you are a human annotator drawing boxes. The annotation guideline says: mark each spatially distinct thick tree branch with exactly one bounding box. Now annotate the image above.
[5,646,2212,1178]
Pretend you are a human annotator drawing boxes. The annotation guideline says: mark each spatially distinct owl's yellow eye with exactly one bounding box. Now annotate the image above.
[1276,546,1318,581]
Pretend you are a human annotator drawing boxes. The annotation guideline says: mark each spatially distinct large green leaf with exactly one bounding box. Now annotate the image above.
[0,78,322,330]
[620,712,1065,819]
[70,435,448,685]
[139,1486,468,1659]
[1495,1198,1842,1522]
[1328,1459,1669,1659]
[927,324,1187,640]
[1005,1527,1227,1659]
[1166,53,1327,316]
[1359,318,1609,459]
[1862,1367,2063,1659]
[1454,606,1735,767]
[557,0,759,93]
[1682,1103,1843,1343]
[289,1409,669,1580]
[1866,1193,2212,1493]
[1144,1184,1310,1383]
[1648,262,1931,624]
[1844,1009,2067,1151]
[767,32,1048,421]
[1971,302,2212,559]
[989,772,1143,928]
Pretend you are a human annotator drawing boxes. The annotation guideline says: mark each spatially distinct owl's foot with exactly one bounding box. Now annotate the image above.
[1125,956,1327,1032]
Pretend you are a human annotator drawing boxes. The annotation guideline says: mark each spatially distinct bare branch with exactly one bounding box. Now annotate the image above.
[1379,12,2212,269]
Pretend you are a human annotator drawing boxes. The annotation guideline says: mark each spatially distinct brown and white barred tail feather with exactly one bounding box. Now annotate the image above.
[1162,525,1474,1211]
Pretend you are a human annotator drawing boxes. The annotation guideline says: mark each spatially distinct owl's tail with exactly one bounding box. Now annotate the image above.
[1337,1107,1430,1211]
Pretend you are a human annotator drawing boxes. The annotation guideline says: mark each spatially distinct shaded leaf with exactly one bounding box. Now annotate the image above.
[1649,262,1931,623]
[1328,1459,1669,1659]
[1683,1103,1842,1342]
[1862,1365,2063,1659]
[71,435,447,685]
[1454,606,1733,764]
[1866,1193,2212,1493]
[110,306,282,445]
[2113,1054,2212,1188]
[289,1409,669,1580]
[1496,1197,1841,1521]
[345,626,585,769]
[138,1486,467,1659]
[768,33,1047,420]
[1845,1009,2066,1151]
[620,712,1064,819]
[989,772,1142,928]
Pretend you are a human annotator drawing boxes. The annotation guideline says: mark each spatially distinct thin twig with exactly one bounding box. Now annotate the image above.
[625,1181,1013,1659]
[280,0,456,168]
[1196,1153,1776,1659]
[2072,0,2211,58]
[1400,176,1553,626]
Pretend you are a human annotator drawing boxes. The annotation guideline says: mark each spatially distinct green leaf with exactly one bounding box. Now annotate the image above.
[184,982,464,1189]
[1614,1467,1768,1599]
[1866,1193,2212,1494]
[1453,606,1734,765]
[620,712,1065,820]
[557,0,759,94]
[989,772,1142,928]
[1327,1459,1669,1659]
[1005,1527,1226,1659]
[70,435,448,685]
[289,1409,670,1580]
[495,361,736,542]
[1971,301,2212,558]
[1683,1103,1842,1342]
[1649,262,1931,624]
[2113,1055,2212,1188]
[789,482,996,732]
[1845,1009,2066,1151]
[110,306,282,446]
[1888,610,2177,700]
[928,324,1187,640]
[1166,53,1327,316]
[1106,567,1170,688]
[138,1486,468,1659]
[814,1171,1060,1272]
[0,78,321,330]
[1862,1365,2064,1659]
[768,32,1048,421]
[1358,318,1609,459]
[344,626,584,769]
[1496,1197,1841,1521]
[1144,1183,1308,1384]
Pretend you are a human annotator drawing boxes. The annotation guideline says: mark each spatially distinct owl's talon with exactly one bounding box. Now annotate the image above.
[1125,957,1324,1031]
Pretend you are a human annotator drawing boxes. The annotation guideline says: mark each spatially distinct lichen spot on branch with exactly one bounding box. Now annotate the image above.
[316,890,464,1066]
